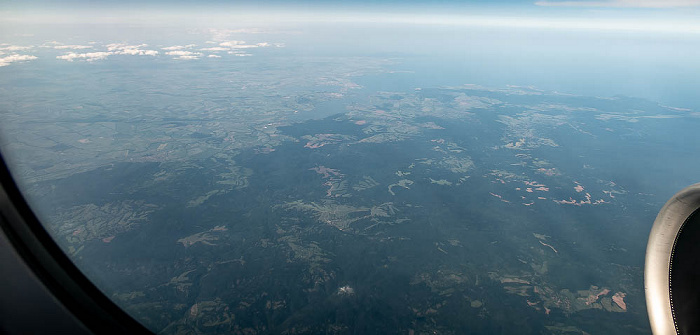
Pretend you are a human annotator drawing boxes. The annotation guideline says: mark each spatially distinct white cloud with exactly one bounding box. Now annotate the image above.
[119,48,159,56]
[106,43,145,51]
[40,42,92,49]
[54,43,160,62]
[207,54,222,58]
[230,44,259,49]
[200,47,229,51]
[56,52,111,62]
[0,54,38,67]
[208,28,263,41]
[162,44,196,51]
[165,50,200,56]
[202,40,274,54]
[214,41,273,50]
[54,45,93,50]
[165,50,202,60]
[106,43,158,56]
[535,0,700,7]
[219,40,246,47]
[0,45,32,51]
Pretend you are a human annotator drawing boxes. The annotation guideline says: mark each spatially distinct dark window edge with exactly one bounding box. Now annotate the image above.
[0,153,153,335]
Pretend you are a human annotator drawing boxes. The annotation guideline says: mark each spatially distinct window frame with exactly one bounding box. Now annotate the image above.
[0,153,153,335]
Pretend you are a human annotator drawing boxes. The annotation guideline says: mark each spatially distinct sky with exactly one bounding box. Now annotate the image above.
[1,0,699,36]
[3,0,700,37]
[2,0,700,109]
[3,0,700,19]
[4,0,700,7]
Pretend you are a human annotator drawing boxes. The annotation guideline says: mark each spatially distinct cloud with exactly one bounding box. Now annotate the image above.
[208,28,264,41]
[535,0,700,7]
[165,50,202,60]
[54,45,93,50]
[198,41,274,56]
[0,54,38,67]
[119,48,159,56]
[218,41,272,49]
[219,40,246,47]
[106,43,158,56]
[55,43,159,62]
[165,50,200,56]
[162,44,196,51]
[43,42,92,50]
[56,52,111,62]
[200,47,229,51]
[207,54,222,58]
[106,43,145,51]
[0,45,33,51]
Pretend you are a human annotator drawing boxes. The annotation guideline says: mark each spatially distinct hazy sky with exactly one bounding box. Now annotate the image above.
[2,0,700,109]
[2,0,700,36]
[4,0,700,20]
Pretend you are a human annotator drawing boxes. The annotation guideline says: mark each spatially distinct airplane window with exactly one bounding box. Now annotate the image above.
[1,1,699,333]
